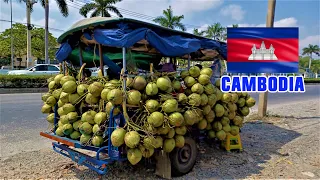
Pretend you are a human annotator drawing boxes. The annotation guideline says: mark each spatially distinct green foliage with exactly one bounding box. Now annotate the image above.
[299,56,320,73]
[79,0,123,18]
[0,23,58,60]
[153,6,186,31]
[0,57,10,66]
[304,78,320,83]
[0,74,53,88]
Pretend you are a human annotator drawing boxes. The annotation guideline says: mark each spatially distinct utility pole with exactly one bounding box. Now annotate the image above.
[45,0,49,64]
[26,0,31,68]
[258,0,276,117]
[10,0,14,69]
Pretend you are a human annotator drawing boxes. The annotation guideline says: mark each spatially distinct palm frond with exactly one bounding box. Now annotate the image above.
[90,9,101,17]
[55,0,69,17]
[106,5,122,17]
[79,3,96,18]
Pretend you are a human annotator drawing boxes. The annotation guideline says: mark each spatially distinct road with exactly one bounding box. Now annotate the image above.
[0,85,319,157]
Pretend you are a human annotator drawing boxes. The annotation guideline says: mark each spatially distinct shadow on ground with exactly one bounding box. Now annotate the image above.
[68,122,302,180]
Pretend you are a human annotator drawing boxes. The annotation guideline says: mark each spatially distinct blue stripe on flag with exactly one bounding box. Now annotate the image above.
[227,62,299,73]
[227,27,299,39]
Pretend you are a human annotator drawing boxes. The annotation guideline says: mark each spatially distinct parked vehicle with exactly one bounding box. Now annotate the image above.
[8,64,60,75]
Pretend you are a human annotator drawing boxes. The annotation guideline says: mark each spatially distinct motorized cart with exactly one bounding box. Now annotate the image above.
[40,17,230,179]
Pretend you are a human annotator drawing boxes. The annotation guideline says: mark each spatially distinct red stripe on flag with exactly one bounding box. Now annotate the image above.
[227,38,298,62]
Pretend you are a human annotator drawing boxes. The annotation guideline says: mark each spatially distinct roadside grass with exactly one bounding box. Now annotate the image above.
[0,74,52,88]
[245,112,295,123]
[304,78,320,83]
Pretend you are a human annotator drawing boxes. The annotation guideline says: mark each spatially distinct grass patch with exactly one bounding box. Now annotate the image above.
[304,78,320,83]
[245,112,295,123]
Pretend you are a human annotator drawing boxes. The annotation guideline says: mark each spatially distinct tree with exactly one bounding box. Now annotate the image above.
[79,0,122,18]
[302,44,320,69]
[232,24,239,28]
[153,6,186,31]
[193,28,205,36]
[205,23,226,41]
[0,23,58,60]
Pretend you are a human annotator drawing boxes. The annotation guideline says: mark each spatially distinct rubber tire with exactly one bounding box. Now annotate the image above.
[170,137,198,177]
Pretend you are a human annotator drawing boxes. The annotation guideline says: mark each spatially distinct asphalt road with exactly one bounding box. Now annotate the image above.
[0,85,319,157]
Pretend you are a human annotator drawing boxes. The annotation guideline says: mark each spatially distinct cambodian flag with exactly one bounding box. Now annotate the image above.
[227,27,299,73]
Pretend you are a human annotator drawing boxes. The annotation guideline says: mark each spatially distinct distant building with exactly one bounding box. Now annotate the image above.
[248,41,278,60]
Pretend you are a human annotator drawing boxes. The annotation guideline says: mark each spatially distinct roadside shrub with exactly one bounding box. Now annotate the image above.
[0,75,53,88]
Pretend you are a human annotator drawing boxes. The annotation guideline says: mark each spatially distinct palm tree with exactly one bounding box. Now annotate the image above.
[193,28,205,36]
[232,24,239,28]
[205,23,226,41]
[79,0,123,18]
[302,44,320,69]
[153,6,186,31]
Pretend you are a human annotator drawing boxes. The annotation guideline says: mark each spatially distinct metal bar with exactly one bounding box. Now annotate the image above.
[188,54,191,69]
[98,44,104,76]
[79,47,84,79]
[40,132,75,147]
[53,103,58,134]
[122,47,127,89]
[258,0,276,117]
[44,0,49,64]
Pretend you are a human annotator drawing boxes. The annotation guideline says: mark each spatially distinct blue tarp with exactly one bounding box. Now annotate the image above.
[55,22,227,66]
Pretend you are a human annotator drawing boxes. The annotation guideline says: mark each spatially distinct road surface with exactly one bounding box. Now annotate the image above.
[0,85,319,157]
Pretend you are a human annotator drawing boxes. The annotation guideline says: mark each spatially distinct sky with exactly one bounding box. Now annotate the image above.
[0,0,319,54]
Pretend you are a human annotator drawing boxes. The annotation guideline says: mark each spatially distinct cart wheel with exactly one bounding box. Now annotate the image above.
[170,137,197,177]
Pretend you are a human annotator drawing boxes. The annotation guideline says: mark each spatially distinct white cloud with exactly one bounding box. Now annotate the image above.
[186,24,209,34]
[171,0,224,15]
[220,4,245,21]
[300,35,320,49]
[235,17,298,27]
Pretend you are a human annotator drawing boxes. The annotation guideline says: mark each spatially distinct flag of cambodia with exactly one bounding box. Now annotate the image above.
[227,27,299,73]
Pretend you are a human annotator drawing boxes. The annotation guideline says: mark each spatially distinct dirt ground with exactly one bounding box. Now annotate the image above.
[1,99,319,179]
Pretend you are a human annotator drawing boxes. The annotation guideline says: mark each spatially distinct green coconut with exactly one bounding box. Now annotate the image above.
[175,135,185,148]
[80,134,92,144]
[191,83,204,94]
[54,74,64,85]
[208,130,216,139]
[92,135,104,147]
[68,93,80,105]
[47,76,54,84]
[221,93,232,103]
[57,107,65,116]
[215,78,221,87]
[55,127,64,137]
[200,94,208,106]
[145,100,160,113]
[73,120,83,131]
[48,81,57,90]
[41,103,52,114]
[85,93,99,105]
[147,112,164,127]
[230,126,240,136]
[62,103,75,114]
[62,123,74,135]
[139,145,154,158]
[94,112,107,125]
[107,89,123,105]
[241,92,248,98]
[205,110,215,123]
[169,112,184,127]
[46,113,55,123]
[163,138,176,153]
[206,123,212,130]
[60,76,76,85]
[60,115,69,124]
[111,128,126,147]
[62,81,77,94]
[46,96,56,107]
[214,104,225,117]
[223,124,231,132]
[126,77,134,88]
[70,131,81,140]
[180,70,189,78]
[58,121,64,127]
[127,90,141,105]
[221,117,230,126]
[228,111,236,120]
[204,83,216,95]
[194,108,203,123]
[202,105,211,115]
[162,99,178,113]
[165,85,173,93]
[132,76,147,91]
[216,130,227,140]
[41,93,51,102]
[156,77,171,91]
[145,82,158,96]
[105,102,121,115]
[216,89,223,101]
[52,88,62,99]
[188,93,201,106]
[67,112,78,123]
[184,76,196,88]
[231,93,239,103]
[58,100,65,108]
[154,136,163,148]
[157,125,170,135]
[79,122,93,135]
[172,81,182,91]
[175,126,187,135]
[81,110,97,124]
[189,66,200,78]
[198,74,210,85]
[240,106,250,116]
[198,119,208,130]
[92,124,103,136]
[184,89,192,96]
[127,148,142,165]
[87,82,104,97]
[227,103,237,112]
[124,131,140,148]
[213,121,223,131]
[166,128,175,138]
[200,67,213,77]
[246,96,256,107]
[233,116,243,126]
[143,136,156,149]
[177,93,188,104]
[59,92,69,103]
[100,88,111,101]
[183,110,196,126]
[77,84,89,96]
[237,98,246,107]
